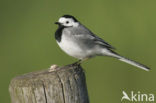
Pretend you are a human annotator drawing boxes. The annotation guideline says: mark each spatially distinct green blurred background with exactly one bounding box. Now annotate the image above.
[0,0,156,102]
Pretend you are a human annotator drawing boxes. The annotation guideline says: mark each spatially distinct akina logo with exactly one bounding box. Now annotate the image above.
[121,91,154,102]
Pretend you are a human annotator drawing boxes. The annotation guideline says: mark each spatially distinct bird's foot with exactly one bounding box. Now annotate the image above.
[72,60,81,66]
[71,57,90,66]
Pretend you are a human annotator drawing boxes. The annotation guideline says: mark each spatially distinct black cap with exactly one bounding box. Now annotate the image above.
[62,15,78,22]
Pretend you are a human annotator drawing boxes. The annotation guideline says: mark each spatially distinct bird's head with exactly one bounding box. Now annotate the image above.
[55,15,79,27]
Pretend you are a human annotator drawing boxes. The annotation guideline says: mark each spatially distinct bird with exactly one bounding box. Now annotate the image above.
[54,14,150,71]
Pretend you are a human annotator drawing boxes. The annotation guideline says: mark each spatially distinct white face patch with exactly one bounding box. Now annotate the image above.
[58,17,79,27]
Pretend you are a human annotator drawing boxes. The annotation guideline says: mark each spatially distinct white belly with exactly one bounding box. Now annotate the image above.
[57,34,90,59]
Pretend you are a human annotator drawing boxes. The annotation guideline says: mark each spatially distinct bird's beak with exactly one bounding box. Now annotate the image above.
[55,22,60,25]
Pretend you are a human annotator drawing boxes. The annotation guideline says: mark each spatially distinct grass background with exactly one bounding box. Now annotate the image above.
[0,0,156,102]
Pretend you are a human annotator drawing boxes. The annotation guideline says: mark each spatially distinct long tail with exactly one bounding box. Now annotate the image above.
[117,55,150,71]
[104,50,150,71]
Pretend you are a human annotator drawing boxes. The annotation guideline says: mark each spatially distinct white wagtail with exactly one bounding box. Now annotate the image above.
[54,15,150,71]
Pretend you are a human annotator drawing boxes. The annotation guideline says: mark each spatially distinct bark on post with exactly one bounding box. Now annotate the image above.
[9,64,89,103]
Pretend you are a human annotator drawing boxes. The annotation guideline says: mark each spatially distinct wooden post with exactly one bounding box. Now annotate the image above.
[9,64,89,103]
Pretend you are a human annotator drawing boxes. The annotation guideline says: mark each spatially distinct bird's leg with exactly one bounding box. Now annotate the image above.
[79,57,90,63]
[72,57,90,66]
[72,60,81,66]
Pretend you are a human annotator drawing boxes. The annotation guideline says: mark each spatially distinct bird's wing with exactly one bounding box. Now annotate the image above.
[91,34,115,49]
[73,25,115,49]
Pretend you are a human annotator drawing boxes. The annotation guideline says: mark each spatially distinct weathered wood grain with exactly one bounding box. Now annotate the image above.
[9,64,89,103]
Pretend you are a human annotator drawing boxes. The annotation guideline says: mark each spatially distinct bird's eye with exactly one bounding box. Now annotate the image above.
[66,21,69,24]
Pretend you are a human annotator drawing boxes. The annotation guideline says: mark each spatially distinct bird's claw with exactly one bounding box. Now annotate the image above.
[72,60,81,66]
